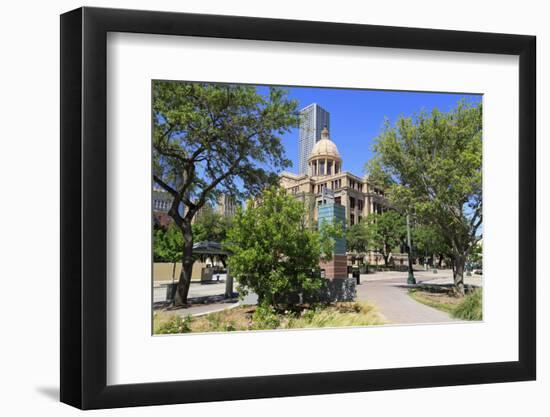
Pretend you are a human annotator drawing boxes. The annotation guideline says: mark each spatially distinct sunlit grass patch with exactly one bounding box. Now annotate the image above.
[408,287,482,321]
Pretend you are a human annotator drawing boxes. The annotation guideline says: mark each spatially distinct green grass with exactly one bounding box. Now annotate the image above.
[409,290,456,314]
[153,302,386,334]
[452,289,483,320]
[408,288,482,321]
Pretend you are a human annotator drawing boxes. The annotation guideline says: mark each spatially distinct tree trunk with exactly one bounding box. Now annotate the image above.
[382,253,389,267]
[453,253,466,297]
[382,243,389,267]
[174,219,194,306]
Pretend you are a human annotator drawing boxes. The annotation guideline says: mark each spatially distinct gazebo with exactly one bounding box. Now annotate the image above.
[192,241,234,298]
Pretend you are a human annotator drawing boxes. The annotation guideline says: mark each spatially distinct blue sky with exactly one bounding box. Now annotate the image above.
[263,86,482,176]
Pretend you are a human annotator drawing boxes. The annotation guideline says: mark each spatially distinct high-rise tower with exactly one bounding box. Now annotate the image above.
[298,103,330,175]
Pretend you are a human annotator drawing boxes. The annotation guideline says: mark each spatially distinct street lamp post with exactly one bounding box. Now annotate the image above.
[406,213,416,284]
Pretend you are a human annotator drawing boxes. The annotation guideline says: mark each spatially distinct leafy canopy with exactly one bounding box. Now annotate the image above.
[192,207,233,244]
[153,81,299,219]
[346,222,370,254]
[364,211,406,263]
[153,223,183,263]
[367,102,482,260]
[412,223,450,258]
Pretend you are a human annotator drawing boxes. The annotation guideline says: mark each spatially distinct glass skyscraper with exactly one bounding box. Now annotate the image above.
[298,103,330,175]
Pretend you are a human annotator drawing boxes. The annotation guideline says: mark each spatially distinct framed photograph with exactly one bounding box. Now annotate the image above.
[60,6,536,410]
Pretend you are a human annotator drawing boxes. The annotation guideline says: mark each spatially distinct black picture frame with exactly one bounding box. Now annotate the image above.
[60,6,536,410]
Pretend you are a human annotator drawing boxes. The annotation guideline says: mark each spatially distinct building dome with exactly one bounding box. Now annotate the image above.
[308,127,341,161]
[307,127,342,177]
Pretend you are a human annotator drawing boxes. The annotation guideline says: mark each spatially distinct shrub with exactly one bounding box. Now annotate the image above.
[226,187,342,310]
[452,289,483,321]
[251,305,281,330]
[155,313,193,334]
[287,302,385,328]
[205,313,238,332]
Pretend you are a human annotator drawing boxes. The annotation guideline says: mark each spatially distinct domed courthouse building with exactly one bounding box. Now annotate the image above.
[280,126,389,228]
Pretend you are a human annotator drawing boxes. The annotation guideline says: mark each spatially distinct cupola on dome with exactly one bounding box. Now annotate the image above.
[308,127,341,160]
[308,127,342,177]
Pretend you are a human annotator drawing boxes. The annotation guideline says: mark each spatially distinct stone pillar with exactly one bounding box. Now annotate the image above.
[224,266,233,298]
[318,202,347,279]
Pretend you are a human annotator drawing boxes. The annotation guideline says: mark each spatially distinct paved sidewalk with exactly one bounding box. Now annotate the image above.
[357,272,461,324]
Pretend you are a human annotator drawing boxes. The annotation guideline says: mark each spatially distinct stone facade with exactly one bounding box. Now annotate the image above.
[320,254,348,279]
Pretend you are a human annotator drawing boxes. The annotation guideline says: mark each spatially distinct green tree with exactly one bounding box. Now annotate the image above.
[367,102,482,295]
[469,240,483,268]
[153,81,299,306]
[153,223,183,281]
[225,187,338,310]
[346,222,370,255]
[364,211,406,267]
[153,223,183,262]
[192,207,233,243]
[412,223,451,267]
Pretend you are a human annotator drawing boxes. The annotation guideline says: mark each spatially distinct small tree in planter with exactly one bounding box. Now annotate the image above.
[225,187,339,311]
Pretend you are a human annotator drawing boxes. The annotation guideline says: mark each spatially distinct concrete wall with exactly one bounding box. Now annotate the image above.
[153,262,207,282]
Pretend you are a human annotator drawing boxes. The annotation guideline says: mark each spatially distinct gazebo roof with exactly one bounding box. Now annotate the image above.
[192,241,232,256]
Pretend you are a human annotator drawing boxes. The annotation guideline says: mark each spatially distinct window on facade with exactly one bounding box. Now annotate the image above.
[349,196,355,209]
[358,199,364,211]
[358,215,362,223]
[350,213,355,226]
[335,196,341,205]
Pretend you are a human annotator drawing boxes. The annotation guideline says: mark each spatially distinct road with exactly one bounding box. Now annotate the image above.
[153,278,238,317]
[153,278,228,303]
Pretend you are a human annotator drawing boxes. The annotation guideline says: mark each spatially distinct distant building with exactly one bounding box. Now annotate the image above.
[152,189,173,229]
[298,103,330,175]
[153,189,173,213]
[152,188,237,229]
[280,126,389,228]
[217,194,237,217]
